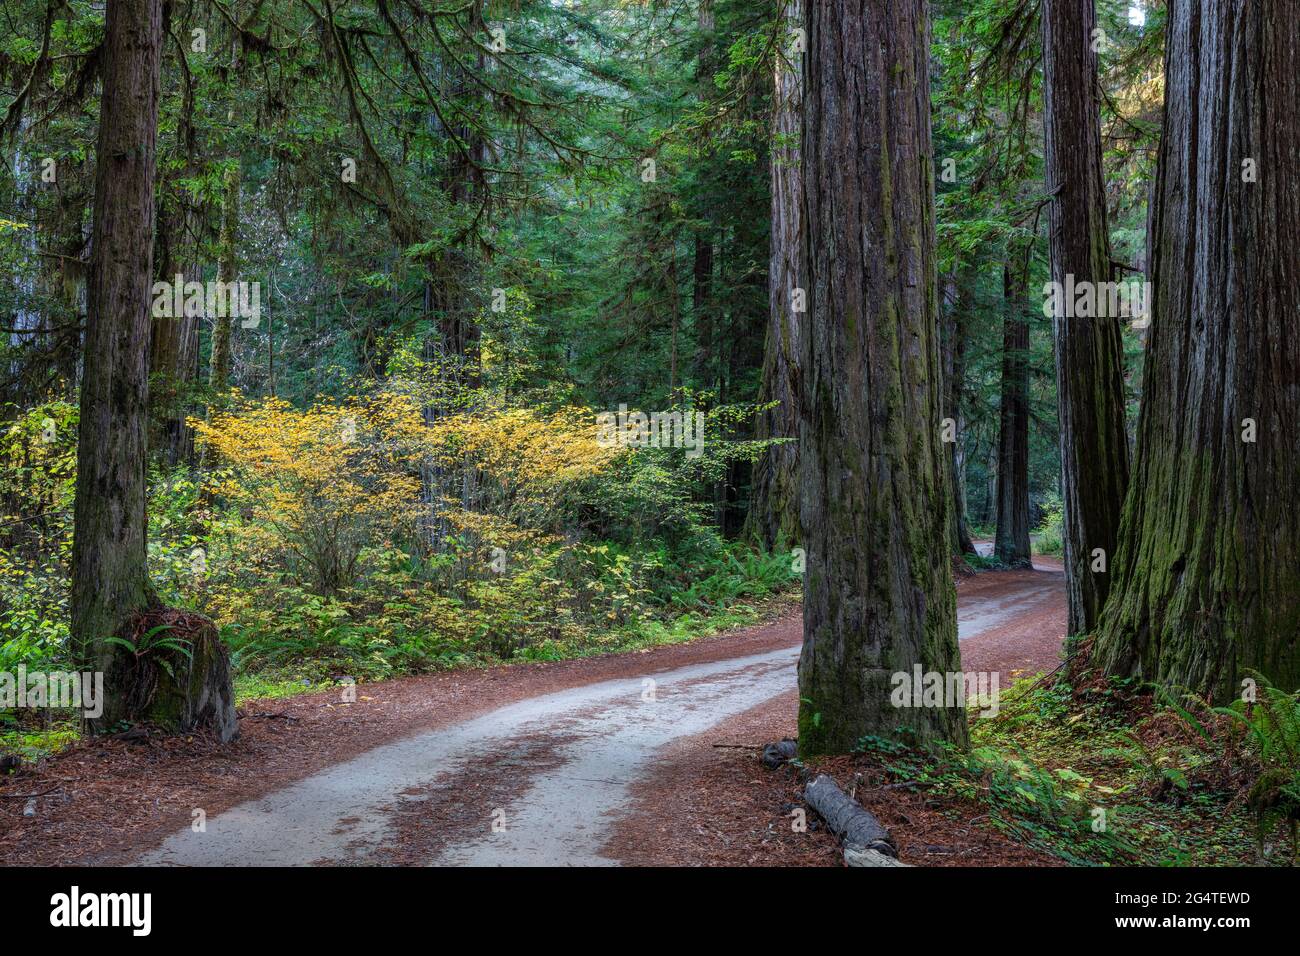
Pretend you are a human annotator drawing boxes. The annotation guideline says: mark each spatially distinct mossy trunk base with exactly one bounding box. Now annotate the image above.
[112,608,239,742]
[1092,1,1300,700]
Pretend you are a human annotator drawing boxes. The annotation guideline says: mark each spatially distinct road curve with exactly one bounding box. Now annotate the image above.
[135,568,1063,867]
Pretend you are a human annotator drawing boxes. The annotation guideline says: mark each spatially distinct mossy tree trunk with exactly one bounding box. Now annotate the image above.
[749,0,803,550]
[994,259,1032,567]
[70,0,165,730]
[207,163,239,397]
[1093,0,1300,699]
[797,0,966,754]
[1042,0,1130,634]
[206,15,243,403]
[691,0,716,393]
[942,272,976,556]
[71,0,236,741]
[150,197,200,466]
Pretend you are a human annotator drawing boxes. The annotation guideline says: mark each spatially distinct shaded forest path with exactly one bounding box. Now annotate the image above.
[960,547,1067,679]
[126,561,1065,867]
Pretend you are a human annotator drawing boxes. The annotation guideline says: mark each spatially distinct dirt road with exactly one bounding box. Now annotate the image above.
[129,560,1065,867]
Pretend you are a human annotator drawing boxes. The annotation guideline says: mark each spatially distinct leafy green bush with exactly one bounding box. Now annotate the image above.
[0,381,801,698]
[0,402,76,672]
[1032,491,1064,555]
[1213,673,1300,854]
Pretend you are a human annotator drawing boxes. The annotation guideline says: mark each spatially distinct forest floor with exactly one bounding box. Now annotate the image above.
[609,554,1068,866]
[1,557,1081,866]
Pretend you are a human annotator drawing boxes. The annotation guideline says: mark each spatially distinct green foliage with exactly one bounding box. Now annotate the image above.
[1032,491,1064,556]
[963,552,1007,572]
[149,384,798,682]
[0,714,79,764]
[964,677,1262,866]
[0,402,77,672]
[856,729,1135,866]
[1212,674,1300,852]
[0,375,799,700]
[102,625,193,683]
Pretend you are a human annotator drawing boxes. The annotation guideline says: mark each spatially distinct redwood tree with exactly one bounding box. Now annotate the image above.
[942,272,976,556]
[207,163,240,396]
[994,259,1032,567]
[207,17,243,402]
[72,0,237,740]
[70,0,165,726]
[798,0,965,753]
[1042,0,1129,633]
[749,0,803,550]
[150,198,200,466]
[1094,0,1300,698]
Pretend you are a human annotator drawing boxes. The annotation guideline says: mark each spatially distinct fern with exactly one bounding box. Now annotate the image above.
[1211,671,1300,859]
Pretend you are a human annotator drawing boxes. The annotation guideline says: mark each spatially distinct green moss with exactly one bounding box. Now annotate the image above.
[0,719,80,764]
[797,697,830,757]
[961,676,1263,865]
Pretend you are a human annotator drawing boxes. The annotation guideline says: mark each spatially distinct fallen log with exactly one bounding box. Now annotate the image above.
[803,774,909,868]
[843,845,908,868]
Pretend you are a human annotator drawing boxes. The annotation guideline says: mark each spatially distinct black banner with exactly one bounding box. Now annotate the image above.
[2,865,1275,942]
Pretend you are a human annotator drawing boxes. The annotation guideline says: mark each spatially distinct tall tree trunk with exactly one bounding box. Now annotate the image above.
[1093,0,1300,699]
[207,14,243,403]
[427,1,488,376]
[207,163,239,397]
[151,195,199,466]
[1042,0,1130,634]
[994,260,1032,566]
[748,0,803,550]
[692,236,714,386]
[798,0,965,754]
[70,0,164,728]
[943,271,976,556]
[150,23,200,465]
[691,0,716,390]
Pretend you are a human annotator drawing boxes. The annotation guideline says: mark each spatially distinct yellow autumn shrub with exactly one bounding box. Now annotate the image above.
[427,403,622,536]
[193,392,431,596]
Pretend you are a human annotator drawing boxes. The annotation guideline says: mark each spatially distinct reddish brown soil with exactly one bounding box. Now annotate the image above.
[807,752,1063,866]
[361,731,584,867]
[603,690,840,866]
[959,555,1067,681]
[606,562,1068,867]
[605,688,1060,867]
[2,601,799,866]
[4,562,1067,867]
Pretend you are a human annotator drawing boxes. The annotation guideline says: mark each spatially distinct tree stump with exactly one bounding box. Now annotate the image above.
[113,608,239,742]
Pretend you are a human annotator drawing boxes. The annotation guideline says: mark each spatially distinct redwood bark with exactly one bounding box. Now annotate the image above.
[943,274,976,555]
[994,260,1032,567]
[207,18,243,401]
[1093,0,1300,699]
[691,0,716,390]
[749,0,803,549]
[70,0,164,728]
[151,196,199,466]
[207,163,239,396]
[1042,0,1130,633]
[798,0,965,753]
